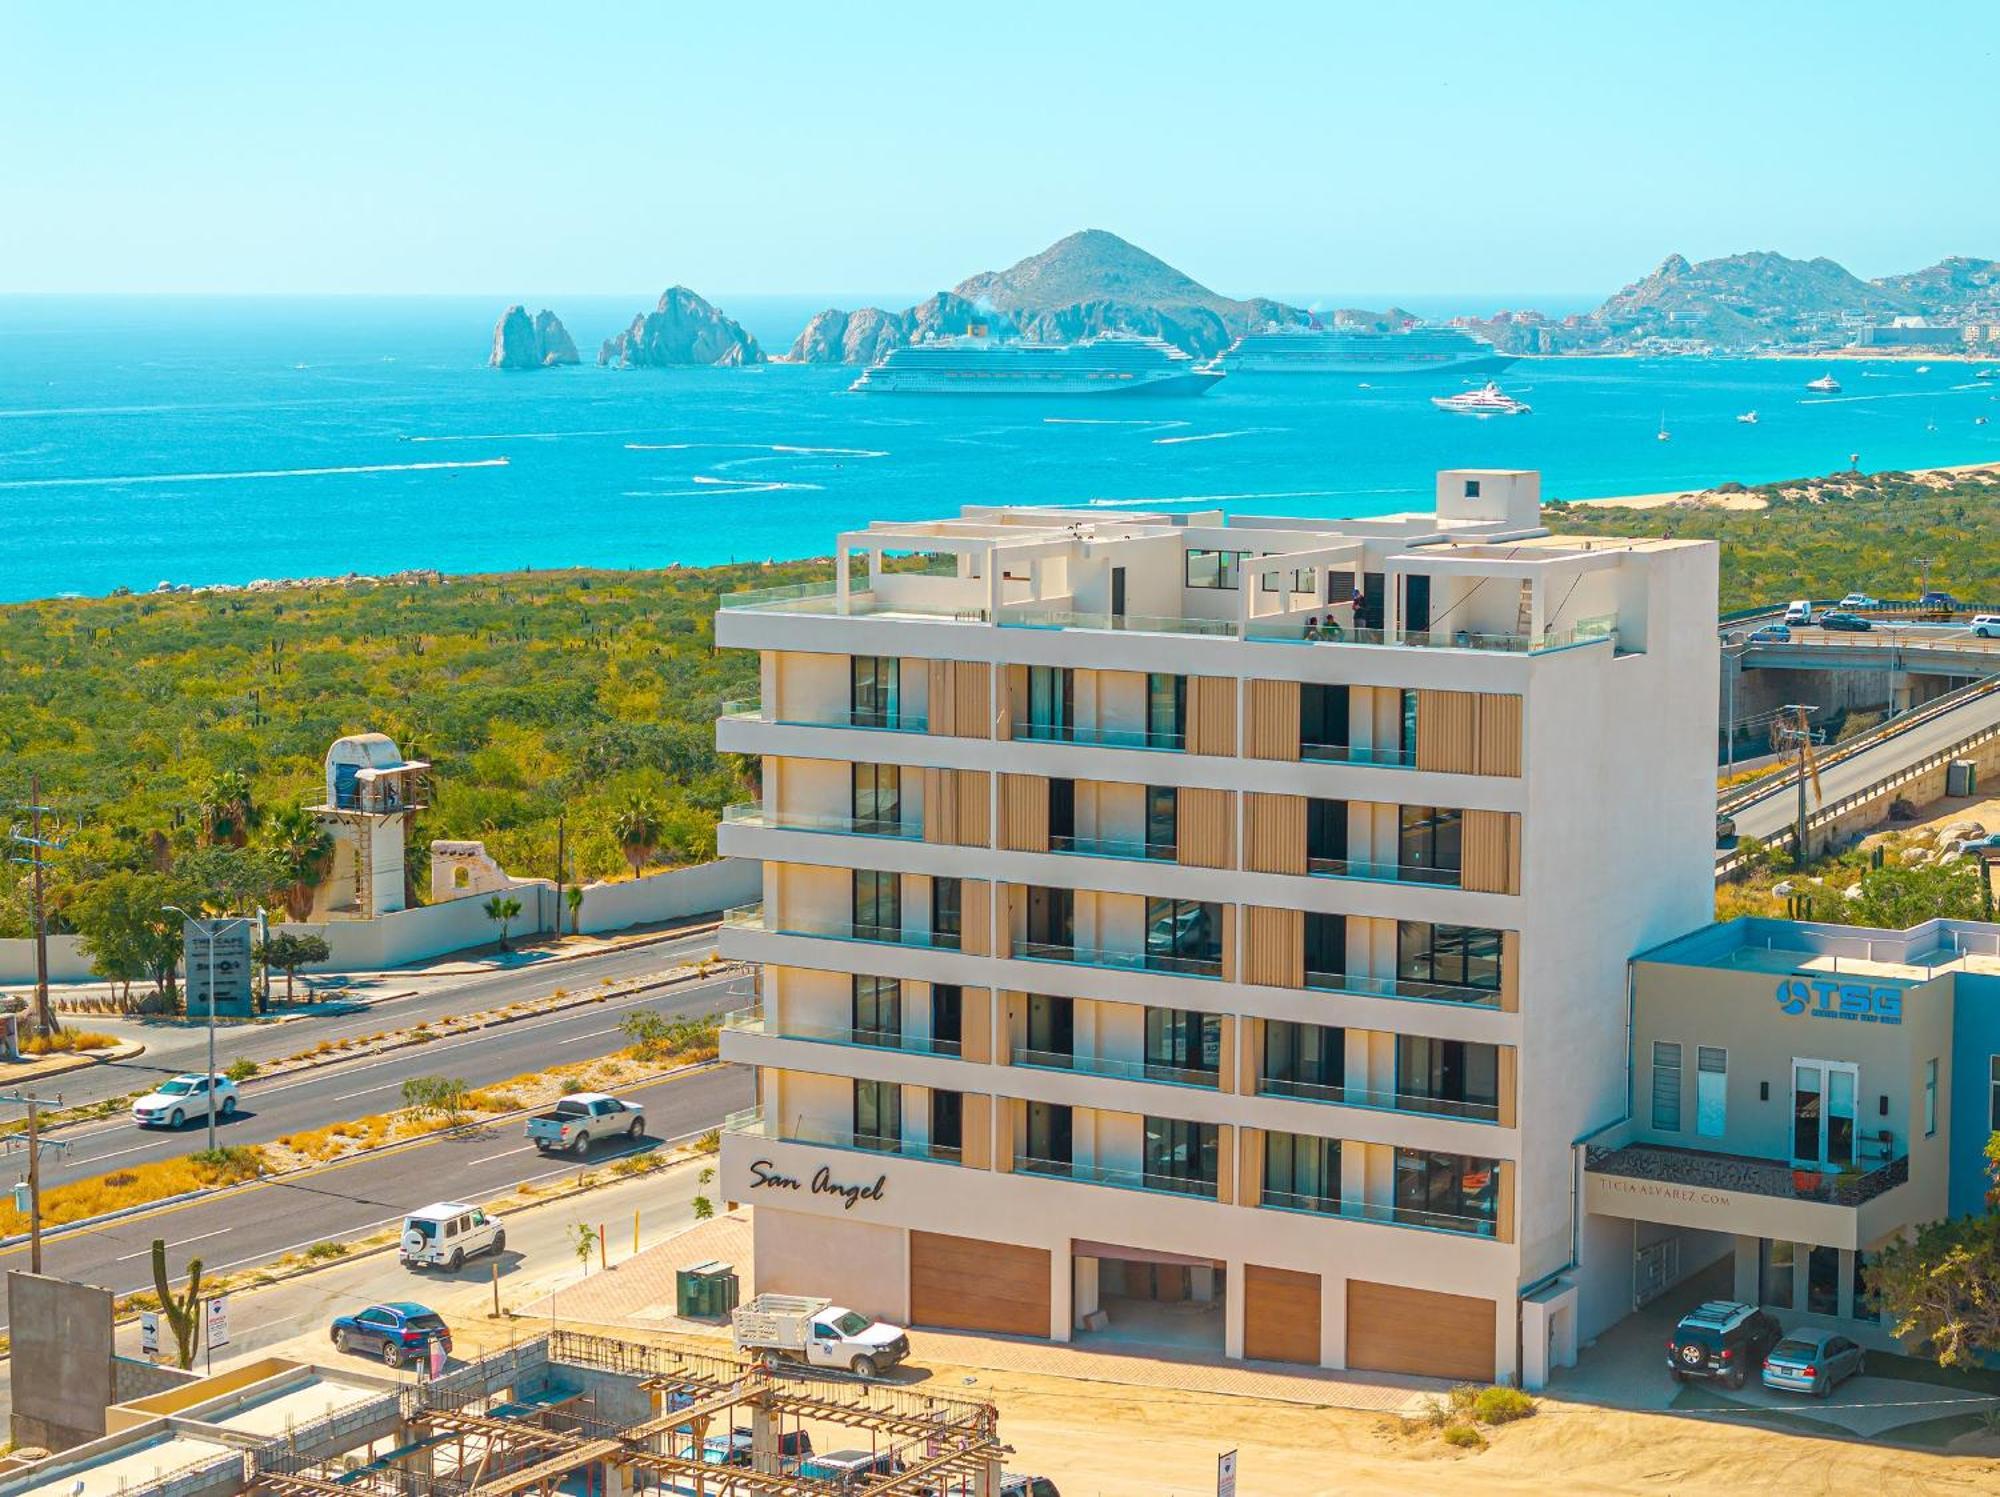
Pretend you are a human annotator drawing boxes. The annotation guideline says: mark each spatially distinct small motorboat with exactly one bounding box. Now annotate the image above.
[1736,411,1759,425]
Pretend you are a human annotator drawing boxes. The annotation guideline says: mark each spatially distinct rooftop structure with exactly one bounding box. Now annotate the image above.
[307,733,431,919]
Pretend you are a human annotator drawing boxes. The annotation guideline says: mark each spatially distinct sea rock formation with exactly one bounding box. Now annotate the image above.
[488,306,579,369]
[597,287,763,367]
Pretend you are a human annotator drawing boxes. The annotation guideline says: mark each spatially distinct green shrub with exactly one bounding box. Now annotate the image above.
[1471,1385,1535,1424]
[225,1059,258,1082]
[1442,1424,1485,1449]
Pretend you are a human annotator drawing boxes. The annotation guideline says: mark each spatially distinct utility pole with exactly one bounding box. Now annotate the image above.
[2,1090,68,1275]
[1773,706,1821,862]
[554,813,566,938]
[5,776,67,1039]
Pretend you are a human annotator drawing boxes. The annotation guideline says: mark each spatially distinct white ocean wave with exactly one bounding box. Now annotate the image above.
[0,458,508,489]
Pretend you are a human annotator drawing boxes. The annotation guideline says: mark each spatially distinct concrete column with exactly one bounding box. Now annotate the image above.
[1732,1235,1761,1305]
[602,1462,632,1497]
[836,543,852,612]
[1791,1247,1810,1312]
[750,1402,779,1474]
[1836,1249,1856,1320]
[1223,1259,1245,1359]
[1073,1255,1101,1329]
[1320,1272,1347,1369]
[1050,1249,1073,1343]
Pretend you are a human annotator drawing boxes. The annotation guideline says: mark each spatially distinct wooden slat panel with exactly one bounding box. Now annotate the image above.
[1244,792,1306,874]
[1496,1162,1516,1245]
[1216,1018,1236,1096]
[959,987,991,1064]
[1240,1018,1262,1094]
[1415,689,1479,774]
[1347,1281,1495,1381]
[1176,787,1235,869]
[1216,1124,1235,1206]
[1476,693,1524,777]
[960,879,990,957]
[1219,903,1237,983]
[1186,676,1238,756]
[999,773,1049,852]
[1244,1265,1321,1365]
[910,1231,1049,1337]
[1238,1127,1262,1208]
[957,769,991,848]
[923,768,957,845]
[999,665,1026,742]
[1498,1047,1517,1128]
[1243,906,1304,988]
[927,660,956,736]
[960,1093,991,1170]
[1500,930,1520,1013]
[953,661,992,739]
[1246,679,1301,761]
[1461,810,1520,894]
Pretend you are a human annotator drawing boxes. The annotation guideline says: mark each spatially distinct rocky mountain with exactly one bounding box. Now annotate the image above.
[787,230,1302,363]
[1588,251,1912,347]
[488,306,579,369]
[1871,256,2000,320]
[598,287,763,368]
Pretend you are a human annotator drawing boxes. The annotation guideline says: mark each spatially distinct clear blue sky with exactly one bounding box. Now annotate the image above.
[3,1,1995,301]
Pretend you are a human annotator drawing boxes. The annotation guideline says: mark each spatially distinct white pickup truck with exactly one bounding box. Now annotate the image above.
[730,1293,911,1378]
[524,1092,645,1154]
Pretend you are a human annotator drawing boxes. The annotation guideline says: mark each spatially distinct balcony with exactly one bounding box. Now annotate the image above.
[718,583,985,624]
[1303,968,1505,1010]
[1258,1187,1499,1239]
[721,698,933,735]
[1012,1046,1221,1090]
[723,1106,964,1165]
[1583,1140,1917,1250]
[1301,740,1417,769]
[1014,1155,1220,1201]
[1011,720,1186,754]
[1047,832,1178,863]
[722,804,924,843]
[998,609,1236,640]
[722,1006,963,1059]
[1308,856,1462,889]
[1012,939,1222,980]
[722,902,962,953]
[1249,620,1619,655]
[1257,1074,1502,1124]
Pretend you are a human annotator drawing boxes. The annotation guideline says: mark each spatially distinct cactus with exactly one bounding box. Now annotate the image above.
[150,1237,204,1369]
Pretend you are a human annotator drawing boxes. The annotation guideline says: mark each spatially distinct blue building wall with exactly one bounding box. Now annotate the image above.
[1949,971,2000,1218]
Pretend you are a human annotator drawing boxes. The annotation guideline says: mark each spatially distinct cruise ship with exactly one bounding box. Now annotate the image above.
[848,334,1223,396]
[1217,322,1516,378]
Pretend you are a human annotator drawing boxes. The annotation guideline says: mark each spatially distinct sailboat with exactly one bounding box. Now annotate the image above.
[1655,412,1671,442]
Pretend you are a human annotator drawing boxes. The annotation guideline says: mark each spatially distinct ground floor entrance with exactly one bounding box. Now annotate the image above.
[1072,1242,1226,1353]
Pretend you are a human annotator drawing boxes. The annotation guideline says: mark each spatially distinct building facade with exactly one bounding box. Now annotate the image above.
[715,470,1721,1386]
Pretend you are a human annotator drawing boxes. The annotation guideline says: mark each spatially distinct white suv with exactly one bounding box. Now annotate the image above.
[1971,614,2000,639]
[400,1202,505,1271]
[132,1074,239,1129]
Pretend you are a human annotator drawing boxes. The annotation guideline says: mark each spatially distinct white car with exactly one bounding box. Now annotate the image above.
[1783,599,1814,625]
[132,1074,239,1129]
[1837,592,1882,610]
[399,1201,506,1271]
[1971,614,2000,639]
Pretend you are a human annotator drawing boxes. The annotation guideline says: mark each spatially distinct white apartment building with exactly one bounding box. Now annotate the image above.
[714,470,1719,1386]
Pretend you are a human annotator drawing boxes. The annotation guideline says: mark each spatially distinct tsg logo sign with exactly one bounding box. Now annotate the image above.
[1775,978,1903,1026]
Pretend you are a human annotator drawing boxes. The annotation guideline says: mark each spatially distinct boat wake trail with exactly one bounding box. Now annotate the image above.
[403,429,651,443]
[1044,418,1189,428]
[1152,428,1283,446]
[624,479,824,498]
[624,442,887,458]
[0,458,509,489]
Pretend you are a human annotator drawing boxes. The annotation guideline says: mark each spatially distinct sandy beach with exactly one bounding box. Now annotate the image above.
[1569,459,2000,511]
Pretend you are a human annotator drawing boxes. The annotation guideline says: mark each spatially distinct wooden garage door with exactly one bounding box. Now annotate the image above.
[1243,1265,1320,1365]
[909,1231,1050,1337]
[1346,1280,1495,1381]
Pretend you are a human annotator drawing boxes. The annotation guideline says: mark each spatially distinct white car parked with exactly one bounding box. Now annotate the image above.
[399,1201,506,1271]
[132,1073,239,1129]
[1971,614,2000,639]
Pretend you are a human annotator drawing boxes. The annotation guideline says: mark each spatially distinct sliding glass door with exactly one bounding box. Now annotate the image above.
[1791,1060,1857,1170]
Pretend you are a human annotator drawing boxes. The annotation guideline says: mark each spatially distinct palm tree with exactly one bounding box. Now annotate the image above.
[483,894,523,951]
[565,883,584,935]
[264,804,335,919]
[612,795,664,879]
[199,770,257,848]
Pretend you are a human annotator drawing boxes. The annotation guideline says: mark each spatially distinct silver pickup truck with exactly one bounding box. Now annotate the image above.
[525,1092,645,1154]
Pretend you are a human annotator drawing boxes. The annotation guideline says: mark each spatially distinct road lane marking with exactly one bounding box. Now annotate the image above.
[330,1081,405,1102]
[115,1227,231,1262]
[556,1028,621,1045]
[468,1147,529,1165]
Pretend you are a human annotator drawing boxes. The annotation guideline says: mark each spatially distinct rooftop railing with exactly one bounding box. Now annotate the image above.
[998,608,1237,639]
[720,585,985,622]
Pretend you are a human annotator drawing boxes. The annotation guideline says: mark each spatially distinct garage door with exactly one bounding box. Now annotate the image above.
[1346,1280,1495,1381]
[1243,1265,1320,1365]
[909,1231,1050,1337]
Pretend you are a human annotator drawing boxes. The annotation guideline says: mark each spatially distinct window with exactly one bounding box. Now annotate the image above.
[850,655,900,727]
[1393,1149,1498,1234]
[1258,559,1315,593]
[1145,897,1220,971]
[1651,1041,1682,1132]
[1464,479,1482,498]
[930,984,963,1054]
[851,762,901,833]
[1696,1047,1726,1137]
[853,1079,901,1150]
[1925,1058,1939,1137]
[1026,666,1074,737]
[1025,993,1074,1061]
[1184,549,1247,589]
[851,975,901,1045]
[1263,1020,1344,1099]
[1306,798,1348,868]
[852,869,900,942]
[1024,885,1073,951]
[1146,673,1187,748]
[931,877,962,949]
[1145,785,1178,856]
[1399,688,1418,756]
[1048,777,1076,843]
[1144,1008,1221,1082]
[1303,911,1345,982]
[1397,922,1502,993]
[1299,683,1349,754]
[1398,806,1462,881]
[930,1090,964,1159]
[1143,1116,1218,1193]
[1264,1131,1340,1213]
[1395,1035,1500,1119]
[1025,1101,1072,1166]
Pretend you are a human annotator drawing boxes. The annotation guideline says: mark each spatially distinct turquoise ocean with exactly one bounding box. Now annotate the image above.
[2,295,1997,604]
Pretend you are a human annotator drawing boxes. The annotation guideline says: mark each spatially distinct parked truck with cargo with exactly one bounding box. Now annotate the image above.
[730,1293,910,1377]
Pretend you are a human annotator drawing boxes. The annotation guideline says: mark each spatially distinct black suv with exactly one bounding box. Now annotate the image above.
[1667,1300,1783,1388]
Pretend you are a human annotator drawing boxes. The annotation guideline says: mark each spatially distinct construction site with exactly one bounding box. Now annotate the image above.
[2,1333,1014,1497]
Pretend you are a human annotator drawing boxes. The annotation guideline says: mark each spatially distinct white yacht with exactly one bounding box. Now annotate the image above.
[1805,373,1842,392]
[1736,410,1759,425]
[1430,383,1531,416]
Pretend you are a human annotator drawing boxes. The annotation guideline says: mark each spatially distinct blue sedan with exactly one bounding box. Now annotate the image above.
[1761,1330,1865,1397]
[330,1302,452,1368]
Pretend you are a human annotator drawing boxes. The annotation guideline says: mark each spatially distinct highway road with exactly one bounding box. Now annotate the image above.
[0,1063,752,1332]
[31,968,752,1178]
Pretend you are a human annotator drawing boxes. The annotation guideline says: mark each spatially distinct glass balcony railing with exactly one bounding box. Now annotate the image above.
[1046,832,1178,863]
[721,903,962,952]
[722,804,924,841]
[721,1007,964,1058]
[1300,740,1418,769]
[719,585,985,623]
[1307,856,1462,888]
[1257,1074,1502,1123]
[719,699,932,734]
[998,610,1237,639]
[1012,939,1222,979]
[1302,969,1504,1009]
[1258,1187,1499,1238]
[1014,1155,1220,1201]
[723,1107,964,1165]
[1011,1046,1221,1089]
[1011,720,1188,753]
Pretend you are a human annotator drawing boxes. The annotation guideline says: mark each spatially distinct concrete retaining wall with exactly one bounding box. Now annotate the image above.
[7,1271,114,1451]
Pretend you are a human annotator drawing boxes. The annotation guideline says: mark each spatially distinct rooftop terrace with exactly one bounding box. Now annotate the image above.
[1639,915,2000,983]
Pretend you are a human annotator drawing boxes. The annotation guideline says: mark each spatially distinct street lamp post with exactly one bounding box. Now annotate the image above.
[163,906,253,1154]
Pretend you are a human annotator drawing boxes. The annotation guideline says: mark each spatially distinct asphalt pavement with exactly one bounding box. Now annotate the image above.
[0,1063,751,1331]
